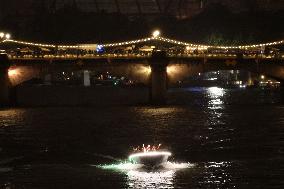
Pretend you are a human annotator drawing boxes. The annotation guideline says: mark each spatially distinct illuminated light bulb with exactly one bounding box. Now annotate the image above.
[152,30,160,38]
[261,75,265,79]
[8,68,18,77]
[5,33,11,39]
[0,32,4,38]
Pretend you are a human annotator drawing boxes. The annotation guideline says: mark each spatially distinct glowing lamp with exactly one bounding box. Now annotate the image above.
[96,44,104,53]
[5,33,11,39]
[143,66,151,74]
[152,30,161,38]
[8,69,18,77]
[261,75,265,79]
[0,32,4,38]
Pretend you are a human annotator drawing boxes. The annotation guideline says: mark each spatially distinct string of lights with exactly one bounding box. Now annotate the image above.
[102,37,153,47]
[1,30,284,50]
[3,39,57,48]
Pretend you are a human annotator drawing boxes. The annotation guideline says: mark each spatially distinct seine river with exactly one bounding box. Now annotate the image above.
[0,87,283,188]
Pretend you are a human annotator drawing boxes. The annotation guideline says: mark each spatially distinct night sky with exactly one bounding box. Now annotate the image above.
[0,0,284,44]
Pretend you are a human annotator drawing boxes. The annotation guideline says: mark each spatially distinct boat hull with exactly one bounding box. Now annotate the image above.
[129,151,171,167]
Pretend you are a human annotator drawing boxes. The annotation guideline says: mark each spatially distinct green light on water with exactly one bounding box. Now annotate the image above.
[97,162,143,170]
[99,163,127,170]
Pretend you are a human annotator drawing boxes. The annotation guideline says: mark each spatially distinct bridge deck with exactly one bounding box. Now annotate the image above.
[9,54,284,65]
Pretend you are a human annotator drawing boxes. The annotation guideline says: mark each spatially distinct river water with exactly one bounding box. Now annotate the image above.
[0,87,283,188]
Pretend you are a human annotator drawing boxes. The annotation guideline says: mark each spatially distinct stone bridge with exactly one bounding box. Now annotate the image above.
[1,53,284,106]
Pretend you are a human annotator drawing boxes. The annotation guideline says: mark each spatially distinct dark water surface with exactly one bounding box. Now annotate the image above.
[0,87,283,188]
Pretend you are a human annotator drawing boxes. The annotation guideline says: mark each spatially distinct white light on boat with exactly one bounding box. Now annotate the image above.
[129,151,172,160]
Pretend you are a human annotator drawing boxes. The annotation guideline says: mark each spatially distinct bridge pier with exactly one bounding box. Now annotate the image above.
[280,82,284,104]
[149,51,168,105]
[0,54,11,106]
[83,70,91,87]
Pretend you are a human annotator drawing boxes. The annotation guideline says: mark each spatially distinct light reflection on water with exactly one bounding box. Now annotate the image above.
[98,162,194,189]
[135,107,184,116]
[96,161,236,188]
[201,161,235,188]
[0,86,283,188]
[206,87,226,126]
[207,87,226,109]
[127,170,175,189]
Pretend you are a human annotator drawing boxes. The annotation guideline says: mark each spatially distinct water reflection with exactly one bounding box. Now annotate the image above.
[0,109,26,127]
[98,162,193,189]
[207,87,225,109]
[0,87,282,188]
[205,87,226,126]
[135,107,184,116]
[127,170,175,189]
[201,161,235,188]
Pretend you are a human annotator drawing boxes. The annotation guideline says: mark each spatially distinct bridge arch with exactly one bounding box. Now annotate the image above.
[166,59,284,85]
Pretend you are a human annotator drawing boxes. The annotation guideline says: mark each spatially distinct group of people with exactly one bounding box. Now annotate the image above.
[133,144,162,153]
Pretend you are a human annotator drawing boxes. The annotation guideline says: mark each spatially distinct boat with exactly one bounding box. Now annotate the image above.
[129,151,172,167]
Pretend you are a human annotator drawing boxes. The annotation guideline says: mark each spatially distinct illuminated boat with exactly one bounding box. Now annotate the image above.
[129,151,172,167]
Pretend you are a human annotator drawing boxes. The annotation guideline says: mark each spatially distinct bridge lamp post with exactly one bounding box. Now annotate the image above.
[261,75,265,80]
[0,54,11,105]
[5,33,11,39]
[152,30,161,51]
[0,32,11,42]
[152,30,161,38]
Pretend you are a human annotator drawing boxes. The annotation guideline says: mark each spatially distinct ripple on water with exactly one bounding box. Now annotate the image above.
[0,87,283,188]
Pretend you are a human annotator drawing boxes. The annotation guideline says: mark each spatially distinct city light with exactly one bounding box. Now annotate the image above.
[1,32,284,50]
[139,66,151,75]
[261,75,265,79]
[152,30,161,38]
[166,65,179,75]
[0,32,11,41]
[8,68,19,77]
[5,33,11,39]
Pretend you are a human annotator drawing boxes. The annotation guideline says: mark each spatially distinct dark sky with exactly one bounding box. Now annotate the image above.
[1,0,284,17]
[0,0,283,44]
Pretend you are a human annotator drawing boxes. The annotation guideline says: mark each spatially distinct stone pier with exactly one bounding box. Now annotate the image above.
[83,70,91,87]
[280,81,284,104]
[149,51,168,105]
[0,54,11,106]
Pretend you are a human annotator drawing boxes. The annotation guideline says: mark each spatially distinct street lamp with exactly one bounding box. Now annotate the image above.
[5,33,11,39]
[0,32,11,41]
[152,30,161,38]
[261,75,265,79]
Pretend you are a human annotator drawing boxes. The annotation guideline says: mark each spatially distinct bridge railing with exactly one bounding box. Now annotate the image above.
[6,52,284,60]
[1,35,284,60]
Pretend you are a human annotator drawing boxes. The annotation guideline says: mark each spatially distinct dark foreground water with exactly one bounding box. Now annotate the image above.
[0,87,283,189]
